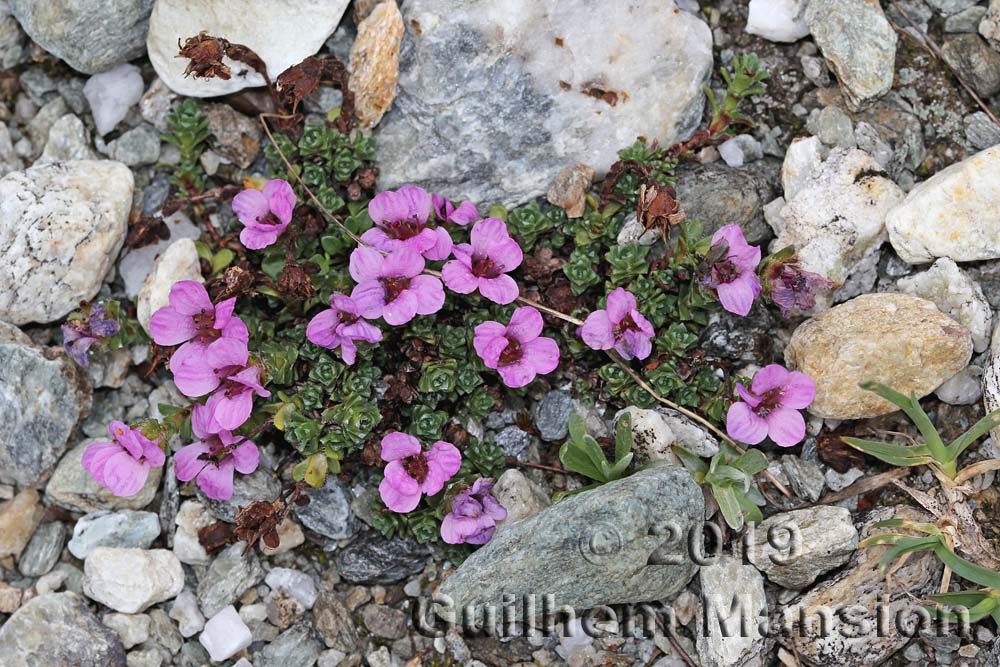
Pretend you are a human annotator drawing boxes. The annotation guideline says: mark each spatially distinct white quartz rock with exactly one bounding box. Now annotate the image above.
[83,64,145,136]
[0,160,132,325]
[83,548,184,614]
[147,0,351,97]
[136,238,203,335]
[886,145,1000,263]
[746,0,809,43]
[200,605,253,662]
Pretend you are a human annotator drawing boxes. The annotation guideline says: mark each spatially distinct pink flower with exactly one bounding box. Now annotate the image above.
[432,193,478,225]
[349,247,445,326]
[82,421,165,497]
[170,338,270,430]
[578,288,655,360]
[377,432,462,513]
[362,185,453,260]
[473,306,560,388]
[702,224,762,316]
[148,281,249,363]
[440,477,507,545]
[306,294,383,365]
[726,364,816,447]
[174,405,259,500]
[441,218,523,305]
[232,179,296,250]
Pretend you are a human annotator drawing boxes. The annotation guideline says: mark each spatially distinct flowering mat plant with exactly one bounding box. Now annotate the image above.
[69,45,832,559]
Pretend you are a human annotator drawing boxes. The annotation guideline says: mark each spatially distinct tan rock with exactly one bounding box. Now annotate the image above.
[349,0,404,128]
[785,293,973,419]
[0,489,43,559]
[0,582,22,613]
[261,518,306,556]
[546,163,595,218]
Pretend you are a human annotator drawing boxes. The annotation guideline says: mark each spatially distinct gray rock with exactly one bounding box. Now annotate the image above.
[779,506,944,666]
[109,124,161,167]
[493,424,533,458]
[0,592,126,666]
[376,0,713,206]
[102,612,150,649]
[780,455,825,502]
[983,0,1000,49]
[293,476,355,542]
[197,542,265,618]
[655,408,720,457]
[674,159,779,245]
[68,510,161,559]
[927,0,979,14]
[941,34,1000,98]
[945,5,988,32]
[337,533,431,584]
[533,390,574,442]
[492,469,551,530]
[696,556,768,667]
[0,323,92,488]
[701,308,777,363]
[965,111,1000,150]
[746,506,858,589]
[437,465,703,622]
[362,604,408,639]
[9,0,153,74]
[18,521,66,576]
[816,106,856,148]
[313,591,360,652]
[0,1,26,69]
[806,0,898,110]
[718,134,763,167]
[0,160,133,325]
[37,114,98,164]
[0,122,22,176]
[27,97,68,158]
[83,548,184,614]
[47,439,162,513]
[203,103,261,169]
[200,467,281,523]
[254,623,323,667]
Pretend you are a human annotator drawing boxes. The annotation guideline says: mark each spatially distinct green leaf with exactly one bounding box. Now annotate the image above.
[211,248,235,274]
[859,383,946,455]
[568,413,587,444]
[614,412,633,463]
[302,453,328,488]
[713,484,745,530]
[607,452,634,480]
[732,448,768,476]
[933,545,1000,590]
[843,437,933,468]
[673,446,709,478]
[948,409,1000,459]
[559,435,610,483]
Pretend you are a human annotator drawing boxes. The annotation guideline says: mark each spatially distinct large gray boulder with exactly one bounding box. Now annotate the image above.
[376,0,713,207]
[436,464,703,623]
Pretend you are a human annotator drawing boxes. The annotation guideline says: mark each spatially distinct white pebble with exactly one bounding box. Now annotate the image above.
[168,590,205,638]
[200,606,252,663]
[264,568,317,609]
[84,64,145,136]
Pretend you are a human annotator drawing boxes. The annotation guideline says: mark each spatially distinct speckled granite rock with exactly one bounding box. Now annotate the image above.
[436,465,703,622]
[785,294,973,419]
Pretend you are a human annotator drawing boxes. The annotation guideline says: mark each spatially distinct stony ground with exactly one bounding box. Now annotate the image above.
[3,1,1000,667]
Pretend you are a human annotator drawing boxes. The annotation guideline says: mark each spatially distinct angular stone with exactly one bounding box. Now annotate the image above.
[982,0,1000,48]
[203,103,262,169]
[136,238,203,335]
[294,476,355,541]
[200,606,252,663]
[0,323,91,487]
[68,510,161,559]
[0,488,43,559]
[768,148,903,311]
[533,389,575,442]
[349,0,404,129]
[376,0,713,207]
[102,613,150,650]
[171,499,215,565]
[696,556,767,667]
[314,591,360,652]
[746,0,808,42]
[83,548,184,614]
[546,163,595,219]
[8,0,153,74]
[437,465,702,622]
[746,506,858,589]
[108,124,162,167]
[201,467,281,523]
[147,0,352,97]
[337,533,430,585]
[254,623,323,667]
[896,257,993,353]
[941,34,1000,98]
[197,541,264,618]
[37,114,97,164]
[47,439,162,513]
[0,160,133,324]
[84,64,145,136]
[805,0,897,110]
[785,294,973,419]
[491,469,550,530]
[675,159,780,245]
[18,520,66,576]
[169,590,205,638]
[779,506,943,666]
[0,592,126,667]
[886,145,1000,263]
[616,407,677,464]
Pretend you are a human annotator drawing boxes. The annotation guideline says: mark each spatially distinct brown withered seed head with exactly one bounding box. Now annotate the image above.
[278,263,316,300]
[177,32,232,80]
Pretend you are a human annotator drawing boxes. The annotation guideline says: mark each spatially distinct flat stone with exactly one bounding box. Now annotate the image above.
[779,506,943,666]
[0,323,91,487]
[118,212,201,299]
[806,0,897,110]
[375,0,713,207]
[896,257,993,353]
[696,555,767,667]
[437,465,702,623]
[203,103,261,169]
[768,148,903,311]
[254,623,323,667]
[0,592,126,667]
[349,0,404,129]
[68,510,161,559]
[102,613,150,650]
[945,5,987,32]
[547,163,595,218]
[83,548,184,614]
[18,520,66,576]
[109,124,162,167]
[197,541,264,618]
[0,160,132,324]
[47,439,162,513]
[314,591,360,652]
[746,506,858,589]
[136,238,203,336]
[147,0,352,97]
[8,0,153,74]
[675,159,780,245]
[0,488,43,559]
[337,533,430,585]
[785,294,973,419]
[964,111,1000,150]
[941,34,1000,98]
[361,604,408,639]
[886,145,1000,263]
[533,390,575,442]
[294,476,355,541]
[200,605,252,663]
[780,455,825,502]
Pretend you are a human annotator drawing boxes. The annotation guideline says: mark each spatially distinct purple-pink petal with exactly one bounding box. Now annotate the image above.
[505,306,543,343]
[174,442,212,482]
[726,401,769,445]
[232,188,270,226]
[781,371,817,409]
[441,260,479,294]
[477,274,519,304]
[350,247,385,283]
[195,458,236,500]
[381,432,422,461]
[716,274,760,317]
[382,248,424,278]
[230,440,260,474]
[262,179,296,226]
[579,311,615,351]
[765,407,806,447]
[409,274,445,315]
[382,288,419,326]
[521,337,560,375]
[421,441,462,495]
